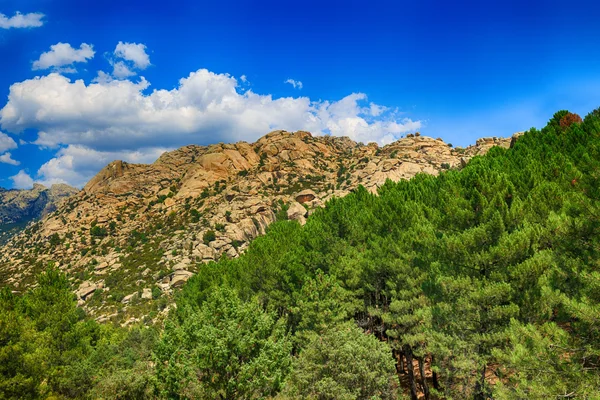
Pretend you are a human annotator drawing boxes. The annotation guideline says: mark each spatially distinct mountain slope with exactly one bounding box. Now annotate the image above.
[1,110,598,399]
[0,130,515,321]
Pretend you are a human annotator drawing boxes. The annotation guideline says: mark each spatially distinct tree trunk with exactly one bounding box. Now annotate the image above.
[397,349,405,375]
[403,344,419,400]
[418,356,431,400]
[474,364,487,400]
[431,355,441,391]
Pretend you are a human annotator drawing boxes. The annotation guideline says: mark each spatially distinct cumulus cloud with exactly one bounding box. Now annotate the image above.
[0,68,420,186]
[0,132,17,153]
[111,61,136,79]
[285,78,303,89]
[33,43,95,71]
[10,170,34,189]
[100,41,151,80]
[369,102,388,117]
[0,152,19,166]
[114,41,150,68]
[0,12,44,29]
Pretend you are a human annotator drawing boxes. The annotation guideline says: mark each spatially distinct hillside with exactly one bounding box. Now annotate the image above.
[1,109,598,399]
[0,130,513,322]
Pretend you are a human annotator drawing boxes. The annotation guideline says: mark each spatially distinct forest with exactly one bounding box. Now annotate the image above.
[1,109,600,399]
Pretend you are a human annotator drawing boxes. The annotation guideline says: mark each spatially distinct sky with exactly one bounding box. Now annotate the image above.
[1,0,600,189]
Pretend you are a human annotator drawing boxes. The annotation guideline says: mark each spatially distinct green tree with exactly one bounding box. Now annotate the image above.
[282,322,399,400]
[0,289,43,399]
[493,321,600,399]
[290,270,358,348]
[154,287,292,399]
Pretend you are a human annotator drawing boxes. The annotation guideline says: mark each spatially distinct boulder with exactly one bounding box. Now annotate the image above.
[170,270,194,288]
[76,281,97,300]
[122,293,137,304]
[287,201,307,225]
[210,239,230,250]
[95,261,109,271]
[173,258,191,270]
[295,189,317,204]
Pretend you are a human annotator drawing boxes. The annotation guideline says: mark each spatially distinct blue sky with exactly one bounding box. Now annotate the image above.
[1,0,600,188]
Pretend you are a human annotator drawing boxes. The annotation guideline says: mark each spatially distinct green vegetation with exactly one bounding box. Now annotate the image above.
[0,269,157,399]
[202,229,216,245]
[155,287,291,398]
[282,323,398,399]
[2,109,600,398]
[89,225,108,237]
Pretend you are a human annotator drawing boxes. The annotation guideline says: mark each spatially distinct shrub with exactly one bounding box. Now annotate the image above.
[90,225,108,237]
[203,230,216,245]
[190,209,201,223]
[49,233,61,246]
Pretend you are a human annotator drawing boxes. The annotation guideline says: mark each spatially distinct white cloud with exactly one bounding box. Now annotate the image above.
[0,12,44,29]
[111,61,136,79]
[10,170,34,189]
[0,152,19,166]
[0,132,17,153]
[285,78,303,89]
[369,102,388,117]
[0,69,420,186]
[114,41,150,70]
[100,41,151,80]
[92,70,113,84]
[33,43,95,71]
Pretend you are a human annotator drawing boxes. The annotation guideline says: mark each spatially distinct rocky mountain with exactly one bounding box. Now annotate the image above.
[0,183,78,242]
[0,130,519,324]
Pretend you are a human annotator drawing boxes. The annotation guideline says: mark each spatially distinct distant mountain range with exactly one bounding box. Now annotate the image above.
[0,183,79,243]
[0,183,79,225]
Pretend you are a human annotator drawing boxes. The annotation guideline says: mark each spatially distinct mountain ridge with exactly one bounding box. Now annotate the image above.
[0,130,519,322]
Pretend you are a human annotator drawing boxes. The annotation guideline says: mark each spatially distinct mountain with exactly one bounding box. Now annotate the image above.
[2,110,598,399]
[0,130,517,322]
[0,183,78,243]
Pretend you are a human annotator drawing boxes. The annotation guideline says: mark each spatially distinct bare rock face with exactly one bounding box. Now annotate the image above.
[287,201,308,225]
[0,129,517,322]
